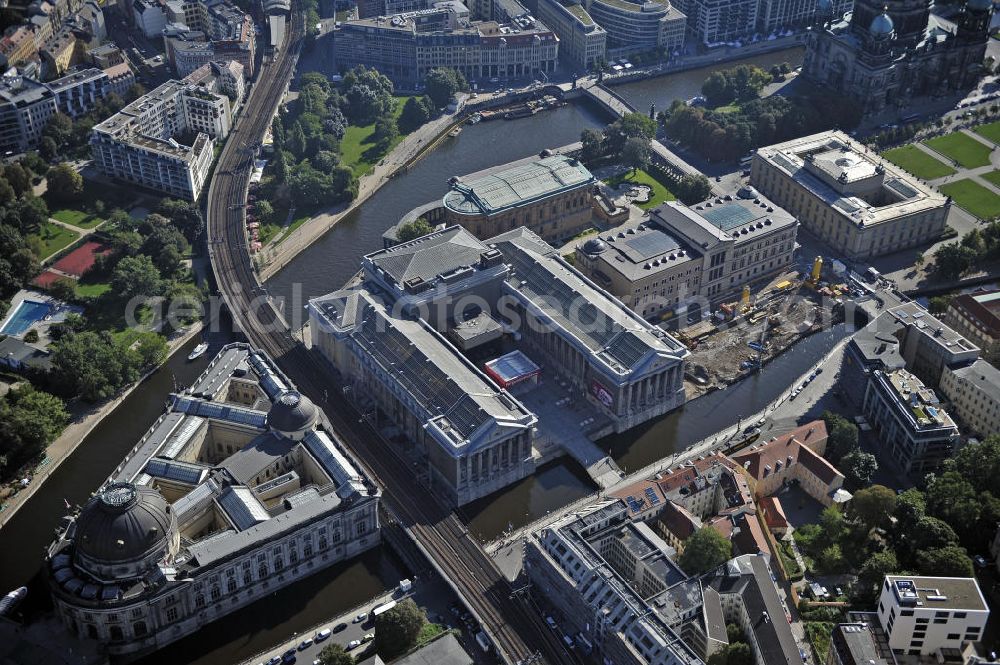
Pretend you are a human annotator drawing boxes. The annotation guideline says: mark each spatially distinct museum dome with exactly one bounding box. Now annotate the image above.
[869,11,894,36]
[582,238,607,254]
[268,390,319,435]
[967,0,992,12]
[74,483,175,567]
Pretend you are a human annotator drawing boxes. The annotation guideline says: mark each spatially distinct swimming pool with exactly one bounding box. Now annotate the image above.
[0,300,53,336]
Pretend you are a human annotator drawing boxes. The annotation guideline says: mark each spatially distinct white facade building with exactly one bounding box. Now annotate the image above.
[939,359,1000,439]
[876,576,989,658]
[90,79,231,199]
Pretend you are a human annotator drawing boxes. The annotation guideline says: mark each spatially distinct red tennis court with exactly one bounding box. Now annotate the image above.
[50,241,111,277]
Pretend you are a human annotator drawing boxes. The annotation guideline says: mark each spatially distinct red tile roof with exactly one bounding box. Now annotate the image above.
[731,420,830,482]
[760,496,788,530]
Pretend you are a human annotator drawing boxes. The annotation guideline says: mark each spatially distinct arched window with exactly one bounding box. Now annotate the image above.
[210,586,221,601]
[109,625,124,642]
[195,594,205,608]
[243,572,252,586]
[258,564,268,578]
[133,621,147,637]
[227,578,237,593]
[86,624,99,640]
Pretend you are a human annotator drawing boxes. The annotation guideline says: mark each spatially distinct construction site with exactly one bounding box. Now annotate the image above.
[678,257,855,396]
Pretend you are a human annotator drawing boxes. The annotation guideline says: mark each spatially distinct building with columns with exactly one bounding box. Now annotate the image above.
[309,225,687,505]
[802,0,993,114]
[45,344,381,659]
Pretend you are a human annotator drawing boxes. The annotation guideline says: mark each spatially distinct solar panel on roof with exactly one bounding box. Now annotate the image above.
[700,203,758,231]
[145,458,206,485]
[623,233,680,261]
[645,487,660,505]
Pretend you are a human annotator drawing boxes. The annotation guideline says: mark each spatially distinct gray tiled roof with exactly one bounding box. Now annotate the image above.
[489,227,687,376]
[366,226,489,287]
[443,155,593,215]
[221,432,292,484]
[950,358,1000,393]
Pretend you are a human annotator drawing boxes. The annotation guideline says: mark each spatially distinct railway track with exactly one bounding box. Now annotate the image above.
[204,7,575,665]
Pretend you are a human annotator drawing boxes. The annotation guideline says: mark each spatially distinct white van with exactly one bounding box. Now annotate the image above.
[475,631,491,652]
[562,634,576,649]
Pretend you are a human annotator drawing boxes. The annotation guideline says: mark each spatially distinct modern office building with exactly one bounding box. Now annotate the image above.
[803,0,992,114]
[751,130,950,260]
[526,497,804,665]
[333,3,558,86]
[876,576,989,658]
[45,66,110,117]
[390,154,597,246]
[574,187,798,320]
[945,290,1000,365]
[940,359,1000,439]
[673,0,757,45]
[90,79,232,199]
[184,59,245,108]
[862,367,959,477]
[45,344,381,659]
[585,0,685,57]
[534,0,607,69]
[309,225,687,504]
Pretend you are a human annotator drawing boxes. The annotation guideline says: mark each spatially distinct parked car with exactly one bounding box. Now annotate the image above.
[298,638,313,651]
[315,628,332,642]
[354,613,368,624]
[363,633,375,643]
[332,623,347,633]
[347,640,362,650]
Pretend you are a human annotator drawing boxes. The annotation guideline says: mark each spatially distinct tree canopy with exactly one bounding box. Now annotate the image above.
[373,598,425,659]
[46,163,84,203]
[679,527,732,575]
[424,68,468,108]
[850,485,896,531]
[316,644,354,665]
[701,65,771,107]
[822,411,859,466]
[397,218,434,242]
[0,385,68,475]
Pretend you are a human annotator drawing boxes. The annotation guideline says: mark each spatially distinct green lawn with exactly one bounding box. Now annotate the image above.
[975,120,1000,146]
[924,132,994,168]
[31,222,79,259]
[882,145,956,180]
[75,281,111,298]
[340,95,415,177]
[50,208,104,229]
[939,178,1000,219]
[605,169,677,210]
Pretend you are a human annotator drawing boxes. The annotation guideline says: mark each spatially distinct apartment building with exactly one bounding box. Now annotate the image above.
[333,3,558,87]
[45,66,108,117]
[0,70,56,153]
[132,0,168,37]
[876,576,989,658]
[184,59,245,107]
[534,0,607,70]
[168,0,256,77]
[90,79,231,199]
[574,186,798,320]
[752,131,950,260]
[585,0,685,57]
[862,368,959,477]
[940,360,1000,439]
[945,290,1000,365]
[1,25,38,68]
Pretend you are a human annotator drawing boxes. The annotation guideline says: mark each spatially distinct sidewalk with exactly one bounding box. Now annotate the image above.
[0,321,203,530]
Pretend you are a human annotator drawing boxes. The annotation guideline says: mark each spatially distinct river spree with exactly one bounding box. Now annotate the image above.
[0,45,832,664]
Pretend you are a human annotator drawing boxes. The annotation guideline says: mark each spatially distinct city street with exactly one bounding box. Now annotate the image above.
[240,577,482,665]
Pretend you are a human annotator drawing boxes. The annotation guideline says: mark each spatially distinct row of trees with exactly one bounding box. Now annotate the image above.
[36,84,145,162]
[701,64,772,108]
[0,385,69,479]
